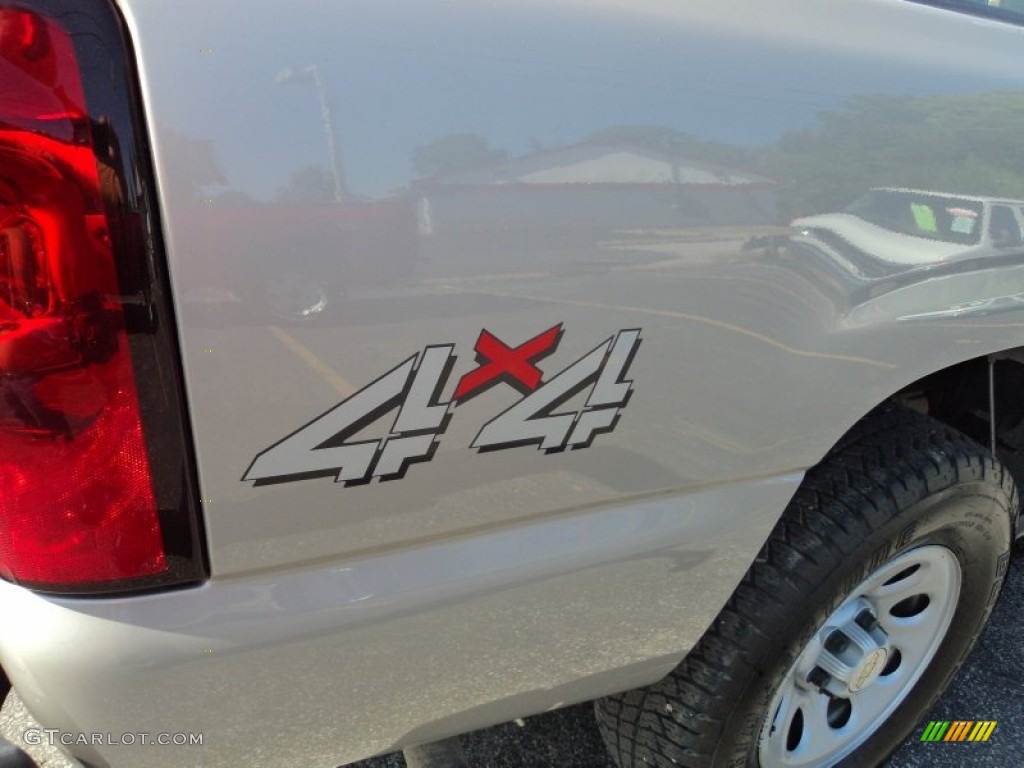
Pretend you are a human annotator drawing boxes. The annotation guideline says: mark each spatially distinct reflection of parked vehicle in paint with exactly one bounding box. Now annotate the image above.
[791,188,1024,271]
[4,3,1024,768]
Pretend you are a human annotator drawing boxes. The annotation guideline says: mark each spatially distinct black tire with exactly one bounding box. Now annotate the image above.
[596,404,1017,768]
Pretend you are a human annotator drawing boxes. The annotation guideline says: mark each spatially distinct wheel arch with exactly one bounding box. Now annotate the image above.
[829,345,1024,534]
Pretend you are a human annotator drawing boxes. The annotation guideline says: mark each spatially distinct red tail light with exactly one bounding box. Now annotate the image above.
[0,1,205,592]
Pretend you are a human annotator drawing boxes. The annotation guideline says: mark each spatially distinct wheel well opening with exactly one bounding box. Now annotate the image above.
[892,349,1024,502]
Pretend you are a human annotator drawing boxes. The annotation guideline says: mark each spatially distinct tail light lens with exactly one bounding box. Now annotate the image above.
[0,1,205,593]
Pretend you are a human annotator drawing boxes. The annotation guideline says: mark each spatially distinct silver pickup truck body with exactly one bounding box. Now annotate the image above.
[1,1,1023,766]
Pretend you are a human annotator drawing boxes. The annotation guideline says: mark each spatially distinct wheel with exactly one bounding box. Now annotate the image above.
[596,404,1017,768]
[263,272,330,321]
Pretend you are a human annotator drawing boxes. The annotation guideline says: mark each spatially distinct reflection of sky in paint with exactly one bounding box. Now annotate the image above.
[124,0,1024,199]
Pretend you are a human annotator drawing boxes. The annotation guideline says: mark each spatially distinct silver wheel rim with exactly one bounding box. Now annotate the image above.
[757,545,961,768]
[266,275,328,319]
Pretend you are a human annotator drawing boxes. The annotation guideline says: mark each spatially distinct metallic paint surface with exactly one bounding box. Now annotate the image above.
[3,0,1024,765]
[0,476,798,767]
[118,0,1024,575]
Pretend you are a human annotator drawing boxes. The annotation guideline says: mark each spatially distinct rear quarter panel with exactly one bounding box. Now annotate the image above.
[8,1,1022,765]
[121,0,1024,575]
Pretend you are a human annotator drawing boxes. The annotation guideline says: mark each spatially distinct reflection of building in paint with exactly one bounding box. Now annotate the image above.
[412,143,780,233]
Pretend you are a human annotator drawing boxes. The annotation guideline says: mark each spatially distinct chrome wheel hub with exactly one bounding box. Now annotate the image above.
[806,599,890,698]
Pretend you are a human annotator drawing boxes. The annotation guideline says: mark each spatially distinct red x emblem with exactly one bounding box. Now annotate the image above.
[454,324,562,402]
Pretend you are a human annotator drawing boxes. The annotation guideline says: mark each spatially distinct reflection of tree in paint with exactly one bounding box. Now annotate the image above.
[770,93,1024,218]
[274,165,335,204]
[413,133,507,177]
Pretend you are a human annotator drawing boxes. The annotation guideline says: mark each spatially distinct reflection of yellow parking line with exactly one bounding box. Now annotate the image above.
[460,289,895,370]
[268,326,356,397]
[424,271,550,285]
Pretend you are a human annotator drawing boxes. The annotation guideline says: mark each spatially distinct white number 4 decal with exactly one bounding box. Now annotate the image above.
[242,345,455,486]
[471,329,640,453]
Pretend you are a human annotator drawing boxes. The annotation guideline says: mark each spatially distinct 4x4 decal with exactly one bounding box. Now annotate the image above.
[242,325,641,486]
